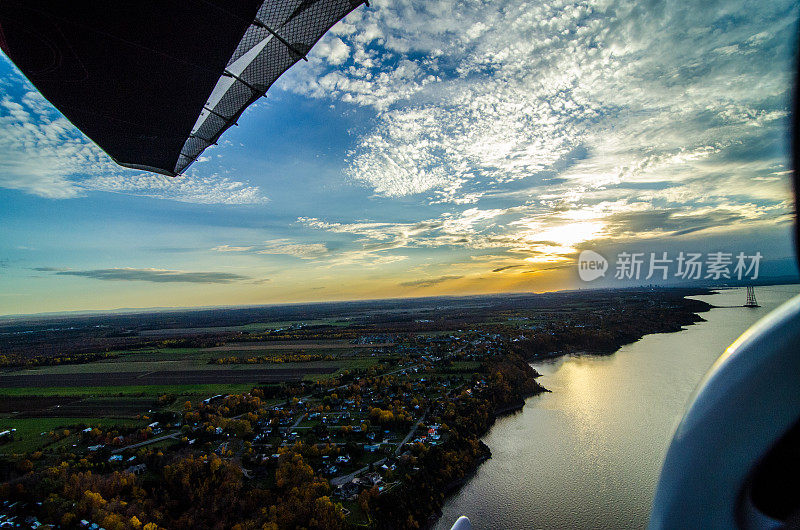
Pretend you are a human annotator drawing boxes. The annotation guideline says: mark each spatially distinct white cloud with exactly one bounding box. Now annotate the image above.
[284,0,796,217]
[314,37,351,65]
[257,239,329,259]
[211,245,255,252]
[83,173,267,205]
[0,82,269,204]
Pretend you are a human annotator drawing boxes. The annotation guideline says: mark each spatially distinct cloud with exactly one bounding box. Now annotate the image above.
[207,237,410,268]
[43,268,252,284]
[257,240,329,259]
[210,239,330,259]
[0,79,268,204]
[313,37,351,65]
[521,264,573,274]
[82,172,268,205]
[399,275,462,288]
[283,0,796,230]
[492,265,522,273]
[211,245,255,252]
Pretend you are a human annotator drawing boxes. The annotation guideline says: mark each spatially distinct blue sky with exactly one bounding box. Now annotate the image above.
[1,0,798,315]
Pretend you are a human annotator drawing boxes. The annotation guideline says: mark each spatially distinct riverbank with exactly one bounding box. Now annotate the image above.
[435,286,799,529]
[428,288,715,529]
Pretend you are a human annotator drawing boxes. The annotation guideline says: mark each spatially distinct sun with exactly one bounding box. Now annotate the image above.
[530,221,605,248]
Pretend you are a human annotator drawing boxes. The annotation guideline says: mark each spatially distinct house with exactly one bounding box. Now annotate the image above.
[337,481,359,500]
[202,394,226,405]
[125,464,147,475]
[365,472,382,485]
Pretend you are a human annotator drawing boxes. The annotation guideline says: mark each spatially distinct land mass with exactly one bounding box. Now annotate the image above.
[0,287,713,529]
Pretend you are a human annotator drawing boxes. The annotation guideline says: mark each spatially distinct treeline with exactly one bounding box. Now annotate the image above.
[0,350,119,368]
[209,353,334,365]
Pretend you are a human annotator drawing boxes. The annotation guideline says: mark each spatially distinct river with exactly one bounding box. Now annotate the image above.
[435,286,800,530]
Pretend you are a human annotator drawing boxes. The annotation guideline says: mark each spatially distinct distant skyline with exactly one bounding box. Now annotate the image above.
[1,0,798,315]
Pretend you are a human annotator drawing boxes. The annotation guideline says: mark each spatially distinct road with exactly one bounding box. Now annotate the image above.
[330,406,428,486]
[330,457,387,487]
[112,432,179,453]
[395,409,428,455]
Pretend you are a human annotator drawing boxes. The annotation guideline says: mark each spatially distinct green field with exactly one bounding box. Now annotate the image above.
[0,417,148,454]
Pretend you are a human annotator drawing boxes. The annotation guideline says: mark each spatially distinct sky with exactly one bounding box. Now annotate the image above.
[0,0,798,315]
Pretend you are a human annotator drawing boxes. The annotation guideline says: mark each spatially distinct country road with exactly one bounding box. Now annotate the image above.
[112,432,179,454]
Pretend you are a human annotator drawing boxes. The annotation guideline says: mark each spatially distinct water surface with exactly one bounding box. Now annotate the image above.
[436,286,800,529]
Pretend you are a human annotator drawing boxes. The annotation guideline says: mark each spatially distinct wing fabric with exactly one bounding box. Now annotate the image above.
[0,0,366,176]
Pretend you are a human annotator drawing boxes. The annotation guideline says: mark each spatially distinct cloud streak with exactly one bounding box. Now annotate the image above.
[399,275,462,288]
[43,268,253,284]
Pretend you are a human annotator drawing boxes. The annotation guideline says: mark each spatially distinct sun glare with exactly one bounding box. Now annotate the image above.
[530,221,605,248]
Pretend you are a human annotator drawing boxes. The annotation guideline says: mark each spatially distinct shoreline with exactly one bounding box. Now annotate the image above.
[0,288,724,529]
[427,289,716,529]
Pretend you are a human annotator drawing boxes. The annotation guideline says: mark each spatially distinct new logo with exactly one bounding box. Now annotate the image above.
[578,250,608,282]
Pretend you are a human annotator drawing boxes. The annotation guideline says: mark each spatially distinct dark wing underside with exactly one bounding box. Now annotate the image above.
[0,0,365,176]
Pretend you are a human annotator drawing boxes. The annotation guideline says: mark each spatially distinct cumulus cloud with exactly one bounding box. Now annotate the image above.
[41,267,252,284]
[313,37,351,65]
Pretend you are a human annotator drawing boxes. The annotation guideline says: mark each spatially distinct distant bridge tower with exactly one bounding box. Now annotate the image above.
[744,286,760,308]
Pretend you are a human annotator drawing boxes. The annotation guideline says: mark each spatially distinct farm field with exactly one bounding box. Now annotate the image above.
[5,358,351,375]
[206,340,392,351]
[0,366,339,388]
[0,345,376,455]
[0,335,387,447]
